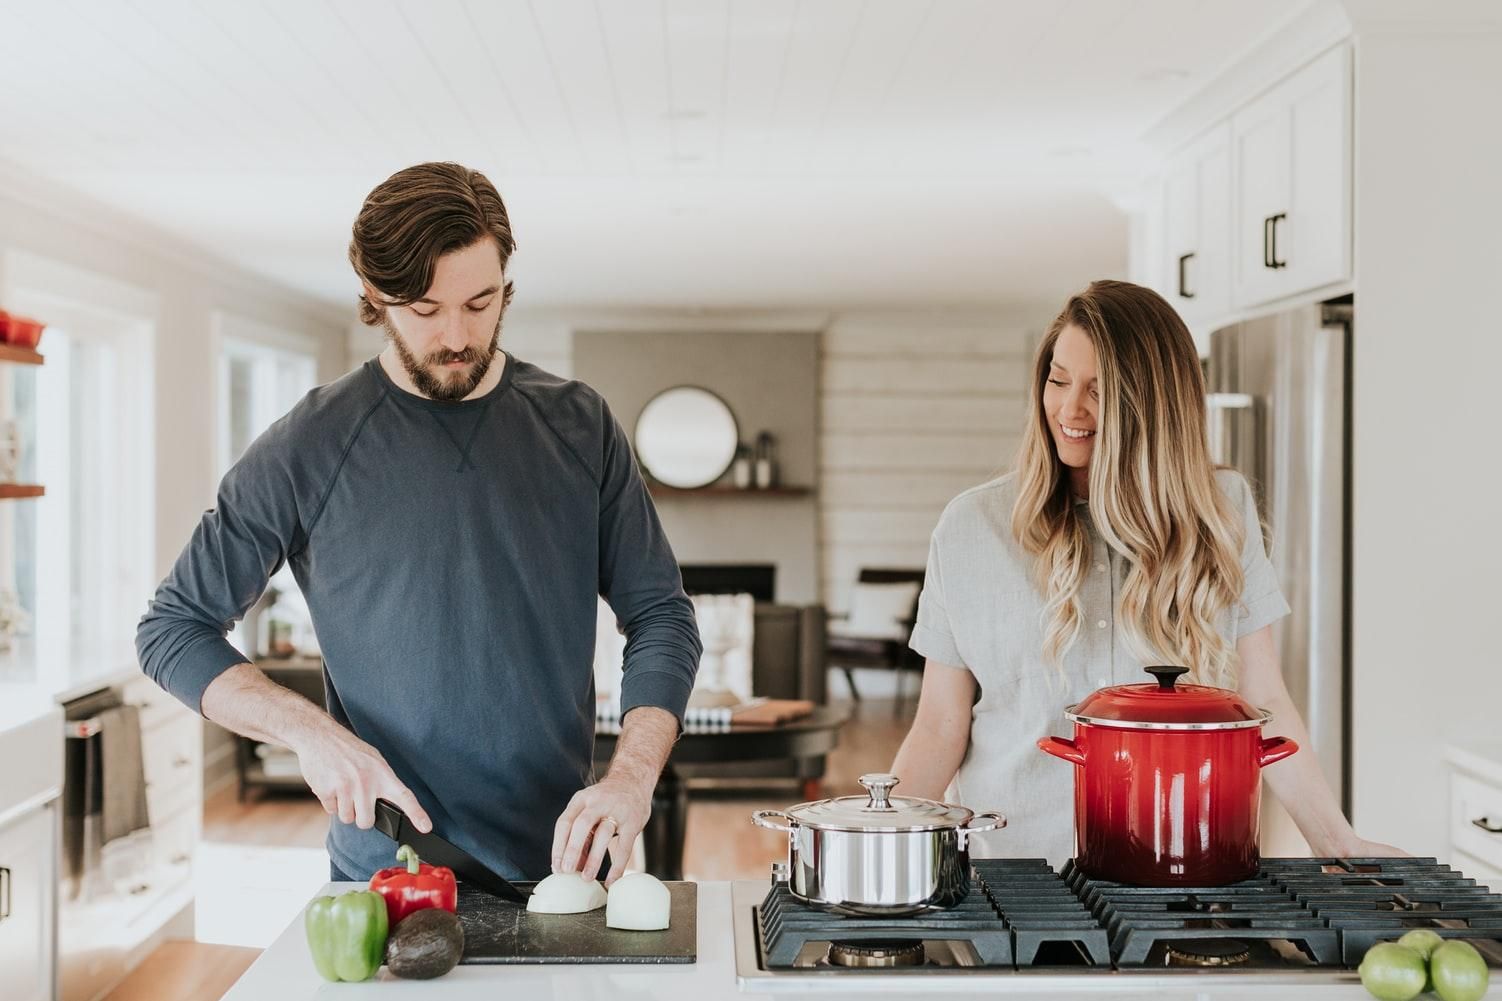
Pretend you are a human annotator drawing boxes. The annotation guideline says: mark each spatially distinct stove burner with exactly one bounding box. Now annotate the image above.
[827,939,927,968]
[1166,938,1252,967]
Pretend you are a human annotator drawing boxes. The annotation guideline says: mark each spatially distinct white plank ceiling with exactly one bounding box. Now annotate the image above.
[0,0,1308,309]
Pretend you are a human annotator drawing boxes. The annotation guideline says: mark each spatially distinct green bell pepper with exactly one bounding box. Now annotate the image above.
[304,889,389,982]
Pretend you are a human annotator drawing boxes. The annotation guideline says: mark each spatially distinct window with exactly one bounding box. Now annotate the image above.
[214,316,319,657]
[217,335,318,476]
[2,270,155,681]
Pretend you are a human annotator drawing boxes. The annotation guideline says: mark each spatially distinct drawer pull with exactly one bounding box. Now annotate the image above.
[1,866,10,921]
[170,852,191,865]
[1473,816,1502,834]
[172,755,192,768]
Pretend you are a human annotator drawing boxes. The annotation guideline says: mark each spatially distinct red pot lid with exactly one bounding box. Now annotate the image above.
[1065,666,1270,730]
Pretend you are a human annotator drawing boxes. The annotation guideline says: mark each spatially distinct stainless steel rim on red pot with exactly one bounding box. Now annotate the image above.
[751,773,1005,916]
[1037,665,1299,886]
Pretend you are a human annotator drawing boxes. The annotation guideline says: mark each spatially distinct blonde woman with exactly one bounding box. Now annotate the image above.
[890,280,1399,865]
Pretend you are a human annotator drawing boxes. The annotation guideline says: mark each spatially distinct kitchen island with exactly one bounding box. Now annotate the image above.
[222,881,1388,1000]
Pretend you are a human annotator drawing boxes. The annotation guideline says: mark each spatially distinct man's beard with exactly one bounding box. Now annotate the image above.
[383,314,503,402]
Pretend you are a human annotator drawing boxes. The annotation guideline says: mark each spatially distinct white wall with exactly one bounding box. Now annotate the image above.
[818,312,1042,612]
[1346,23,1502,857]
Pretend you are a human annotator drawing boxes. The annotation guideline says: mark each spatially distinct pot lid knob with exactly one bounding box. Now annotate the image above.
[1145,665,1191,691]
[858,772,899,811]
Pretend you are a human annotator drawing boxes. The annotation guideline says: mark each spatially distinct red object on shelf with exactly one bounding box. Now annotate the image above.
[3,315,46,349]
[1037,665,1298,886]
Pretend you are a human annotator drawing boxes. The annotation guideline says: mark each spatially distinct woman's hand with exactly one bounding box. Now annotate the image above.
[1334,836,1409,858]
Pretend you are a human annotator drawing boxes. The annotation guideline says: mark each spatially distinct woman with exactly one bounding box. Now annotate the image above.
[891,279,1398,865]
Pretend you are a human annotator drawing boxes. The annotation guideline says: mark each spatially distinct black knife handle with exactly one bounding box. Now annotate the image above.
[373,798,404,841]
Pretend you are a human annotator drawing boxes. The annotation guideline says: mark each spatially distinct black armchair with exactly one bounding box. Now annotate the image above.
[826,567,926,714]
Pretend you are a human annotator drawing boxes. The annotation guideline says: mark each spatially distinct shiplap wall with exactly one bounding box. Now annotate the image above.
[818,312,1043,614]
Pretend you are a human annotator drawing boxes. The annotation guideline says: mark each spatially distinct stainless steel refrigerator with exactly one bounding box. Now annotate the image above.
[1205,299,1351,856]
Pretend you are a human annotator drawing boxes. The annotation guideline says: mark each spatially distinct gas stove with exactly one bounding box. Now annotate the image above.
[733,857,1502,991]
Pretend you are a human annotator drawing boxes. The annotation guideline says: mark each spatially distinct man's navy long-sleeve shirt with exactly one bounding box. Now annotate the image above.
[136,354,701,879]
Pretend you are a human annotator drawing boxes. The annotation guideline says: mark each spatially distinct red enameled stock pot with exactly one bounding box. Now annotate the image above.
[1037,665,1299,885]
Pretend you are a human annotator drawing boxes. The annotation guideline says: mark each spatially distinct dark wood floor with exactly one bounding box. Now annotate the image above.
[104,694,913,1000]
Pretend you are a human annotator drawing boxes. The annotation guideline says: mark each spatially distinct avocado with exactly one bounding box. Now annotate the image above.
[385,908,464,979]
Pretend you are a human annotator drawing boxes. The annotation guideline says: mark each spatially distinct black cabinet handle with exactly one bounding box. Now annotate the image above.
[0,866,10,922]
[1177,252,1196,299]
[1474,816,1502,834]
[1264,212,1287,269]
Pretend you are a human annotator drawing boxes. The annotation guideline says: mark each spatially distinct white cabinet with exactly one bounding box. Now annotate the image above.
[1230,44,1352,307]
[1445,744,1502,892]
[0,803,57,1001]
[1161,123,1232,325]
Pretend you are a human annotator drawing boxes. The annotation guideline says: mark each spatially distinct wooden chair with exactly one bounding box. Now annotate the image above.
[825,567,926,714]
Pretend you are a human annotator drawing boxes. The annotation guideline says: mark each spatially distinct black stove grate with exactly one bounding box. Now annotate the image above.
[1062,860,1342,966]
[973,858,1112,965]
[1261,857,1502,964]
[756,880,1014,968]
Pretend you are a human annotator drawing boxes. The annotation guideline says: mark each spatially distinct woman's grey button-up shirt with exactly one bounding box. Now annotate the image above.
[908,467,1290,867]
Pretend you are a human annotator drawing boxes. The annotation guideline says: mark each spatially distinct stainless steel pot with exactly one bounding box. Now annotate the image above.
[751,772,1005,916]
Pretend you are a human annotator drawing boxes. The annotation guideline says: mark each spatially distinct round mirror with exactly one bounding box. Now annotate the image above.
[634,386,739,489]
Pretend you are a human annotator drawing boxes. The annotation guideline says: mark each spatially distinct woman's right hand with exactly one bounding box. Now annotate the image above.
[292,721,433,833]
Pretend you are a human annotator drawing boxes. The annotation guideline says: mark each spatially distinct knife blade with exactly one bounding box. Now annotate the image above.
[372,798,531,903]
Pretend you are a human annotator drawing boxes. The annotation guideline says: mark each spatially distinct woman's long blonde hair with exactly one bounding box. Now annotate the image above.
[1011,280,1246,685]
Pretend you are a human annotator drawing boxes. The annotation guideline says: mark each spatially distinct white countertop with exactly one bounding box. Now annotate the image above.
[1448,742,1502,787]
[222,882,1382,1001]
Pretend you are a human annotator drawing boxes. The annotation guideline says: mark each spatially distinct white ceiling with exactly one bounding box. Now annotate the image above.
[0,0,1310,311]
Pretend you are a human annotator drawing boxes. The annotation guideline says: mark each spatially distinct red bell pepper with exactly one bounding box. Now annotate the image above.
[369,844,457,927]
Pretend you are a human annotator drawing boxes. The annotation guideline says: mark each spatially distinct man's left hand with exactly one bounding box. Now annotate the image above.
[551,773,652,885]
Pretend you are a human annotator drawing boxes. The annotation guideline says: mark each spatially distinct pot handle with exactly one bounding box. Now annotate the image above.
[958,811,1006,851]
[752,809,796,833]
[1036,735,1085,767]
[1258,736,1299,767]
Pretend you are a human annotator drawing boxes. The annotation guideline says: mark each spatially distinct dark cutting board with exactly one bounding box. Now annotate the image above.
[455,881,697,964]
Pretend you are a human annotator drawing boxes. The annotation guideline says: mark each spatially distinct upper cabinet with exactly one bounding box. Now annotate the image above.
[1162,122,1232,324]
[1229,44,1352,308]
[1132,43,1353,338]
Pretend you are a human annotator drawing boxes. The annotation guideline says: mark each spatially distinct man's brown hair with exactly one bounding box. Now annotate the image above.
[349,162,517,325]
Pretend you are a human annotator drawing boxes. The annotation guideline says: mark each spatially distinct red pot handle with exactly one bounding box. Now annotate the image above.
[1258,736,1299,767]
[1037,735,1085,767]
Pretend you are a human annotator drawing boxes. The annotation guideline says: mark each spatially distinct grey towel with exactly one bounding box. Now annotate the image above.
[97,704,150,844]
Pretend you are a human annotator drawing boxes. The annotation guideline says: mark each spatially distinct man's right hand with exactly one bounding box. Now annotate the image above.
[199,663,433,834]
[291,723,433,833]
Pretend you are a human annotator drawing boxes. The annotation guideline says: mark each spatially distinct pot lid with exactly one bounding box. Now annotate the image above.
[784,773,975,832]
[1065,666,1270,730]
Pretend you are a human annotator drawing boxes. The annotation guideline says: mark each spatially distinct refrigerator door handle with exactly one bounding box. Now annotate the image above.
[1205,392,1254,466]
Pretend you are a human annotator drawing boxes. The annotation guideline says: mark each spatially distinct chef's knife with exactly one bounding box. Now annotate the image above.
[372,798,531,903]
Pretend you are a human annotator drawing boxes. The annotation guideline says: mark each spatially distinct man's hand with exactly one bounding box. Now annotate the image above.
[291,722,433,833]
[551,773,653,885]
[551,705,678,885]
[200,663,433,835]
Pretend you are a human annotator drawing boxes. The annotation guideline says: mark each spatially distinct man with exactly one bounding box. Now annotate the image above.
[137,162,701,885]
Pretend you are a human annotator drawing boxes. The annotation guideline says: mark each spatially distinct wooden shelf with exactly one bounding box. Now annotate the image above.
[0,484,44,499]
[0,343,44,366]
[647,484,813,498]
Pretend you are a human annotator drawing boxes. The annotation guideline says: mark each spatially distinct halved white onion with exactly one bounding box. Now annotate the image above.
[605,872,671,930]
[526,871,607,914]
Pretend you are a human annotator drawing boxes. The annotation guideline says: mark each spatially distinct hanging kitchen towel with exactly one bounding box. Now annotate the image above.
[98,703,151,844]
